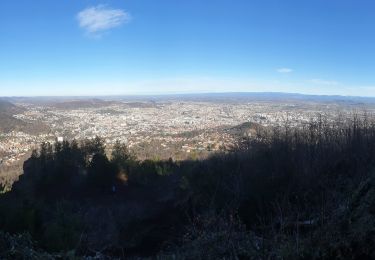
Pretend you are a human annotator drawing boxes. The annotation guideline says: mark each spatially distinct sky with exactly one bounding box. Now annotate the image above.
[1,0,375,97]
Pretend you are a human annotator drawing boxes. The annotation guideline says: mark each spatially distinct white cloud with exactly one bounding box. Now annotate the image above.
[310,79,339,86]
[277,68,293,73]
[77,5,131,35]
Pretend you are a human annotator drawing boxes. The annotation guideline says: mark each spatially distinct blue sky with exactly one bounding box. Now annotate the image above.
[1,0,375,96]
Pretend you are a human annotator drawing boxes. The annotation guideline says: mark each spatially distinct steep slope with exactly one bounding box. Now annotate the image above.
[0,100,27,133]
[0,100,48,134]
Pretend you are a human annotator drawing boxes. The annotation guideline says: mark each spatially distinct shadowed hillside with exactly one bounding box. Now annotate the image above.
[0,100,48,134]
[1,114,375,258]
[0,100,27,133]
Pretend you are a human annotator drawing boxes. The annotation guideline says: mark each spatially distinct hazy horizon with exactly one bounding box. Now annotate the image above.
[2,91,375,100]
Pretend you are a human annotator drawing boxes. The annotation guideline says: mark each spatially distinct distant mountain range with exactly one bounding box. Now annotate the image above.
[3,92,375,104]
[146,92,375,104]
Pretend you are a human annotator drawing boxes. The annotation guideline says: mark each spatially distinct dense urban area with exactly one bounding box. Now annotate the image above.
[2,95,372,168]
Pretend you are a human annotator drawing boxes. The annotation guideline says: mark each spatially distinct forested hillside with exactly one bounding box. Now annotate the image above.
[0,100,48,134]
[0,100,27,133]
[1,115,375,259]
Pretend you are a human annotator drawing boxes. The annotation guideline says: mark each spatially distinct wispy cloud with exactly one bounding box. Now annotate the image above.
[277,68,293,73]
[77,5,131,36]
[310,79,339,86]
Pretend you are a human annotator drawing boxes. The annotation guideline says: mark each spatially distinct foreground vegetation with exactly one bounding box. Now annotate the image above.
[1,114,375,259]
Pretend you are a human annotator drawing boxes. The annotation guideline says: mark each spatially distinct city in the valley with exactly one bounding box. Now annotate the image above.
[1,93,374,173]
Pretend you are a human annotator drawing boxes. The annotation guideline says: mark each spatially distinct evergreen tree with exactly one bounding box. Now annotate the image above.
[87,153,116,192]
[90,136,106,155]
[111,140,135,170]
